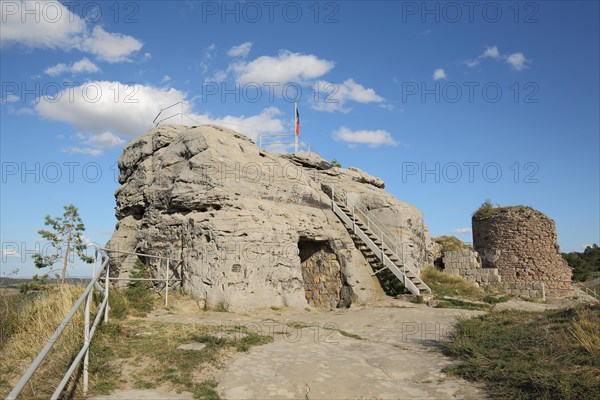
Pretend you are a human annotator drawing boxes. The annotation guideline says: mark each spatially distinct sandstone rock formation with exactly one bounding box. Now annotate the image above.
[107,125,434,310]
[472,206,572,296]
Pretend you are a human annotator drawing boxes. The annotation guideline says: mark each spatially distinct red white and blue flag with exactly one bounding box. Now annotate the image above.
[295,104,300,136]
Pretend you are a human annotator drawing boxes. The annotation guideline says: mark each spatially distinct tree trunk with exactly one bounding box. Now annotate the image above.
[62,234,71,286]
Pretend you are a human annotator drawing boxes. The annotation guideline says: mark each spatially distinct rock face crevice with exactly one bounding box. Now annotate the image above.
[107,125,435,310]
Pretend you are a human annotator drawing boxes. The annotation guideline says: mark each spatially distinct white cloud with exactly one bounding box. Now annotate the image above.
[505,52,529,71]
[86,131,126,148]
[333,127,397,148]
[482,46,501,59]
[72,58,100,73]
[9,106,35,116]
[2,248,20,257]
[35,80,285,154]
[161,75,172,83]
[36,81,187,139]
[0,0,85,49]
[433,68,447,80]
[80,25,143,63]
[227,42,252,58]
[207,107,285,141]
[65,132,125,156]
[198,43,216,75]
[1,1,143,63]
[64,146,103,156]
[452,227,472,234]
[466,46,530,71]
[231,50,334,84]
[312,79,385,113]
[210,69,228,83]
[1,94,20,104]
[45,58,100,76]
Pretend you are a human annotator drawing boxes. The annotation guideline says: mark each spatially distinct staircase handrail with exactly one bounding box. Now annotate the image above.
[353,203,405,265]
[330,186,419,277]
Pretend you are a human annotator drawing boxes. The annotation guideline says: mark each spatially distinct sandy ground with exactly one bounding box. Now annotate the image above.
[92,296,584,399]
[132,298,487,399]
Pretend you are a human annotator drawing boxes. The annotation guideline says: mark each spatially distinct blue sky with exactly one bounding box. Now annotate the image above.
[1,0,599,277]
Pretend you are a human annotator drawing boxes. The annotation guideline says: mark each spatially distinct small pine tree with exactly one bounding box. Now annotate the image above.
[32,204,94,286]
[330,158,342,168]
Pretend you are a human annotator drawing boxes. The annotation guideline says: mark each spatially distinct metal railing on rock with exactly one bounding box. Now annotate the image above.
[7,249,182,400]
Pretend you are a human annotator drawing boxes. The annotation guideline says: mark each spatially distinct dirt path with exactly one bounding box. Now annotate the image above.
[141,298,486,399]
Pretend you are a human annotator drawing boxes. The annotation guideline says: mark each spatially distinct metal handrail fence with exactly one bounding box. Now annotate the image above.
[329,186,422,280]
[7,249,182,399]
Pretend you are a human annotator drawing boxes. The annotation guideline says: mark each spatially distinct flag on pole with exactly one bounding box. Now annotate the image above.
[295,104,300,136]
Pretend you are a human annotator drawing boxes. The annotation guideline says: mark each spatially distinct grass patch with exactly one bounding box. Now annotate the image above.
[444,305,600,399]
[421,266,484,300]
[435,298,490,311]
[433,236,469,253]
[0,286,87,399]
[338,330,364,340]
[286,321,313,329]
[194,380,219,400]
[89,320,272,398]
[482,294,512,304]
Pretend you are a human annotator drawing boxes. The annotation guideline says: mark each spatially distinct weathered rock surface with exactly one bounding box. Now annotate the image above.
[472,206,573,296]
[107,125,434,310]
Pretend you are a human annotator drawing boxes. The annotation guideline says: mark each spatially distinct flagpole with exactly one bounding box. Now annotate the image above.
[294,101,298,153]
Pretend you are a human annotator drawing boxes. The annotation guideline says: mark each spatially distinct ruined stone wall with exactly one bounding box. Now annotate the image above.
[442,249,501,287]
[472,206,573,297]
[492,282,545,300]
[299,239,351,308]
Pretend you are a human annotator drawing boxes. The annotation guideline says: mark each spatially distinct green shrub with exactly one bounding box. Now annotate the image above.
[108,289,129,320]
[433,236,469,253]
[18,274,51,294]
[563,244,600,282]
[376,267,410,297]
[472,199,500,220]
[125,259,155,317]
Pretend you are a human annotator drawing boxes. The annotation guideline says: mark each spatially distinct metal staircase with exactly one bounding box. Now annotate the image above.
[328,187,431,296]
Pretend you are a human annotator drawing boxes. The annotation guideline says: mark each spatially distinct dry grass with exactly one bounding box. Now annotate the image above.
[0,286,88,399]
[89,319,272,399]
[569,307,600,359]
[444,305,600,399]
[421,266,485,299]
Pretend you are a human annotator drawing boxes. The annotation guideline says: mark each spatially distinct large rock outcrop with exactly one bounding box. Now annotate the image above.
[107,125,434,310]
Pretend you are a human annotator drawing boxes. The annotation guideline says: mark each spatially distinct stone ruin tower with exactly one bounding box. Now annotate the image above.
[472,205,573,297]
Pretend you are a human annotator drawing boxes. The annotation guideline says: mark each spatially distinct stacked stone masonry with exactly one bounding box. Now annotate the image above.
[489,282,545,300]
[442,249,501,286]
[472,206,573,297]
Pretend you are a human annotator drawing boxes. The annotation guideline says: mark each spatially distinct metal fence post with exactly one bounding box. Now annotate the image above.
[104,263,110,323]
[83,290,91,395]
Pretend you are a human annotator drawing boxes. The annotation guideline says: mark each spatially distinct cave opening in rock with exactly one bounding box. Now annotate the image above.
[298,238,351,309]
